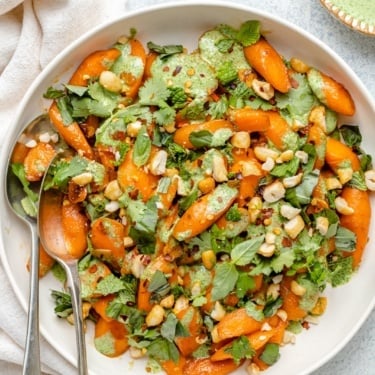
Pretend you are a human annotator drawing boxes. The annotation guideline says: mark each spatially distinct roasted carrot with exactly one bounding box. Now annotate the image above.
[94,317,129,357]
[244,37,291,93]
[61,200,88,259]
[91,295,116,321]
[264,111,294,150]
[23,142,56,182]
[173,119,234,149]
[183,358,240,375]
[161,356,187,375]
[212,307,263,343]
[11,142,29,164]
[279,276,307,321]
[172,184,238,241]
[137,278,154,313]
[175,306,203,357]
[69,48,121,86]
[339,187,371,268]
[325,137,361,173]
[49,102,93,159]
[90,217,126,268]
[229,107,271,133]
[26,243,55,278]
[307,68,355,116]
[117,148,159,202]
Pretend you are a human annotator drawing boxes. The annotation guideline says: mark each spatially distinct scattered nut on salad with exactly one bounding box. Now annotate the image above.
[12,20,374,374]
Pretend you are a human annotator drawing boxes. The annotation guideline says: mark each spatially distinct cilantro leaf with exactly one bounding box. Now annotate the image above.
[235,272,255,299]
[189,130,213,148]
[56,96,74,125]
[245,301,264,321]
[225,336,255,364]
[10,163,39,203]
[148,270,171,301]
[285,169,320,206]
[43,86,65,99]
[139,77,170,106]
[217,61,238,85]
[225,204,242,222]
[329,255,353,286]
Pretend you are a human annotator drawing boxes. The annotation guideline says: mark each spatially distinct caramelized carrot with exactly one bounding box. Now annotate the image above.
[325,137,361,172]
[27,243,55,278]
[23,142,56,182]
[92,295,116,321]
[173,119,234,149]
[61,200,88,259]
[161,356,187,375]
[307,68,355,116]
[212,308,263,343]
[340,187,371,268]
[279,276,307,321]
[264,111,294,150]
[11,142,29,164]
[121,39,147,99]
[244,38,291,93]
[183,358,240,375]
[117,148,159,202]
[49,102,93,159]
[94,317,129,357]
[229,107,271,132]
[172,184,238,241]
[175,307,202,357]
[69,48,121,86]
[137,278,154,313]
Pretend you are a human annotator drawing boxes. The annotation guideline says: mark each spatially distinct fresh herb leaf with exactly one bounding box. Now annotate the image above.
[217,61,238,85]
[245,301,264,322]
[339,125,362,148]
[95,274,127,295]
[189,130,213,148]
[10,163,39,203]
[225,336,255,364]
[148,270,171,301]
[65,84,88,96]
[329,255,353,286]
[125,197,158,234]
[335,226,356,251]
[147,41,184,60]
[231,236,264,266]
[285,169,320,206]
[147,338,180,363]
[264,297,283,318]
[43,86,65,99]
[260,343,280,365]
[56,96,74,125]
[237,20,261,46]
[212,262,238,301]
[225,204,242,222]
[133,126,152,167]
[139,77,170,106]
[235,272,256,299]
[270,157,300,178]
[51,290,72,318]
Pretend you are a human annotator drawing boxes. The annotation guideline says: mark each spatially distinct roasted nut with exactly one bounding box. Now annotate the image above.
[263,180,286,203]
[99,70,123,93]
[284,215,305,239]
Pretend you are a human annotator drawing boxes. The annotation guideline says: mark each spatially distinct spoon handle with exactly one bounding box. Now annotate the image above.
[64,261,88,375]
[22,223,41,375]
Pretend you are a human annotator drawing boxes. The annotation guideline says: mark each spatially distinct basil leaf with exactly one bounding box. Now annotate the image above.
[212,262,238,301]
[133,126,151,167]
[189,130,213,148]
[231,236,264,266]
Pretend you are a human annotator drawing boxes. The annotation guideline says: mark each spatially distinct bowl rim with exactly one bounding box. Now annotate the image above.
[0,1,374,374]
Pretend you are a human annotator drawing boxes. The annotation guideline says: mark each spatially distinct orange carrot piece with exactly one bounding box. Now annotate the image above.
[279,276,307,321]
[11,142,30,164]
[61,200,88,259]
[175,306,202,357]
[27,243,55,278]
[307,122,326,169]
[94,317,129,357]
[229,107,271,133]
[211,329,274,362]
[117,148,159,202]
[137,278,154,313]
[183,358,240,375]
[122,39,147,100]
[325,137,361,172]
[212,308,263,343]
[144,51,158,79]
[340,187,371,268]
[244,37,291,93]
[264,111,293,150]
[172,184,238,241]
[161,356,187,375]
[92,295,116,321]
[23,142,56,182]
[49,101,93,159]
[307,68,355,116]
[69,48,121,86]
[173,119,234,149]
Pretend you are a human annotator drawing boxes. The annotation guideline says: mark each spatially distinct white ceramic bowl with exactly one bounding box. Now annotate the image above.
[1,2,374,375]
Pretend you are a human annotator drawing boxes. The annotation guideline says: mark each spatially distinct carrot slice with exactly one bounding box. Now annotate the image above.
[244,37,291,93]
[183,358,240,375]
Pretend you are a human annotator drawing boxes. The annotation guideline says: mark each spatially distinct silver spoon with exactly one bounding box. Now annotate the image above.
[38,150,88,375]
[5,114,55,375]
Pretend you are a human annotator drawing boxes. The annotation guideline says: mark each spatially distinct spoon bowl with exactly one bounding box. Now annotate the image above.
[38,150,88,375]
[4,114,56,375]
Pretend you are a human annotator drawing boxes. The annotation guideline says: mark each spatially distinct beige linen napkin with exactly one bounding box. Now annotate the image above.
[0,1,126,374]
